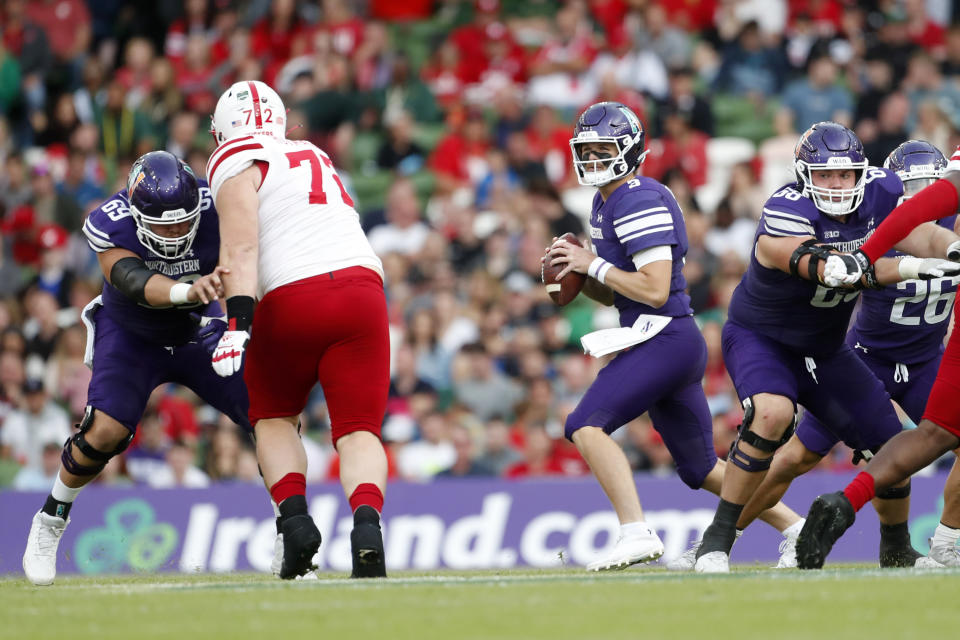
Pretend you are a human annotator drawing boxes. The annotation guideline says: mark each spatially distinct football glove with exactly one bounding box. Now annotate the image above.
[190,313,228,355]
[822,250,871,287]
[211,330,249,377]
[898,256,960,280]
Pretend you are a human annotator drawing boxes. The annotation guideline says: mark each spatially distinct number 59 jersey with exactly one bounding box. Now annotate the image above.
[727,167,903,356]
[207,135,383,297]
[849,214,959,365]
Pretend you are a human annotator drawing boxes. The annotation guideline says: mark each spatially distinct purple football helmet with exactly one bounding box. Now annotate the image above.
[884,139,946,199]
[126,151,202,259]
[570,102,647,187]
[794,121,868,217]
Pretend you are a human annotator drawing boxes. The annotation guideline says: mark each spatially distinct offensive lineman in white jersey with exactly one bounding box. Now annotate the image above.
[207,80,389,579]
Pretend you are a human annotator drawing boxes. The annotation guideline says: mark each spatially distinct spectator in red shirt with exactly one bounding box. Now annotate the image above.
[905,0,946,56]
[504,424,567,478]
[250,0,305,82]
[314,0,365,59]
[527,4,599,108]
[23,0,90,74]
[175,34,217,114]
[422,39,471,111]
[450,0,508,84]
[114,37,155,108]
[524,105,571,186]
[429,107,491,195]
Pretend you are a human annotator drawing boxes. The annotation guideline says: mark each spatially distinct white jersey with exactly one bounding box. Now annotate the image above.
[206,134,383,297]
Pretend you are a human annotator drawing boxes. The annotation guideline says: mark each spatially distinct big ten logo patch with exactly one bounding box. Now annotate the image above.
[74,498,179,574]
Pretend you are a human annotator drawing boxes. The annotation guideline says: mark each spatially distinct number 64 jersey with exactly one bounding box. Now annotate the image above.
[206,135,383,297]
[727,167,904,357]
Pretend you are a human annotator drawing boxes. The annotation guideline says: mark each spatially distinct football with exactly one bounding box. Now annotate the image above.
[542,233,587,306]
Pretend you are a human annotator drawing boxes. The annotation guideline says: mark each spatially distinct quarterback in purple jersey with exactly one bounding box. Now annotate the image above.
[547,102,800,572]
[694,123,960,573]
[23,151,249,586]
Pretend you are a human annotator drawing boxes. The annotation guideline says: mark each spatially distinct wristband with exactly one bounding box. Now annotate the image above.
[226,295,256,333]
[169,282,192,305]
[587,257,613,284]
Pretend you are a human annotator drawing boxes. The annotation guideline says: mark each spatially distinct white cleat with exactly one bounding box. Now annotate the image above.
[23,511,69,586]
[776,536,798,568]
[916,543,960,568]
[694,550,730,573]
[586,531,665,571]
[666,539,701,571]
[271,533,283,577]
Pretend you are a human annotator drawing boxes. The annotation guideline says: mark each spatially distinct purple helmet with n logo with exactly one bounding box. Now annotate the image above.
[570,102,648,187]
[127,151,202,259]
[794,121,868,217]
[884,139,946,199]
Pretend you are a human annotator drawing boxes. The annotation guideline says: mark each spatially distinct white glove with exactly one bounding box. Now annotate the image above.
[822,254,864,287]
[211,330,250,377]
[946,240,960,262]
[898,256,960,280]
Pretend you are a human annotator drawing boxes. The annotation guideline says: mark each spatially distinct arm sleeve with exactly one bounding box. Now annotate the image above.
[860,179,960,262]
[632,245,672,269]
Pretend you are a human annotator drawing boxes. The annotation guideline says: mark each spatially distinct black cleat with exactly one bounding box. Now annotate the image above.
[796,491,855,569]
[879,542,923,568]
[350,506,386,579]
[279,514,322,579]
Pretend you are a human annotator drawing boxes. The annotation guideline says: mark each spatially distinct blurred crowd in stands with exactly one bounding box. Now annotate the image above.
[2,0,959,489]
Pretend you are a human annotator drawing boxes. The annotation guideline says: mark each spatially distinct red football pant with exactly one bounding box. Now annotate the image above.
[245,267,390,443]
[922,298,960,438]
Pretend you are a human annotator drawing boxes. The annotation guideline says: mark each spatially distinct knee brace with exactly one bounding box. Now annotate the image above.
[875,481,911,500]
[61,407,134,477]
[727,397,796,472]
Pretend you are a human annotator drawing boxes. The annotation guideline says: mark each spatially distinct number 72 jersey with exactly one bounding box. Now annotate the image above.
[206,135,383,297]
[849,214,959,365]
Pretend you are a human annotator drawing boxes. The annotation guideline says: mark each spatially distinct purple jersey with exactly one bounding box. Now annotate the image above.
[728,168,903,356]
[81,181,218,346]
[848,215,959,365]
[588,176,693,326]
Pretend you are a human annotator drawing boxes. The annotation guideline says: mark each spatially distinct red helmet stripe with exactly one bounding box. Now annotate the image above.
[248,81,263,129]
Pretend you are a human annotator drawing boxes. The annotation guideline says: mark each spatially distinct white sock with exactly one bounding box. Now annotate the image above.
[270,499,281,518]
[931,523,960,548]
[621,521,654,538]
[51,475,83,503]
[735,529,744,541]
[781,518,805,539]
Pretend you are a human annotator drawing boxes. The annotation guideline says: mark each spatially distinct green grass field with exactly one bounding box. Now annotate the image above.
[2,566,957,640]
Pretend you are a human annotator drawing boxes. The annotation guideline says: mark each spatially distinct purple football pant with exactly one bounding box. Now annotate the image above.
[797,345,941,453]
[722,320,902,457]
[565,316,717,489]
[85,307,250,432]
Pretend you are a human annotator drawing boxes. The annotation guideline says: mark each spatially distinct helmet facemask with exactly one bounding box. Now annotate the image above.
[131,202,202,259]
[570,132,647,187]
[797,159,867,217]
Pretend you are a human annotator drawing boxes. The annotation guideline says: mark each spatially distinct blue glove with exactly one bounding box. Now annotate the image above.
[191,313,228,355]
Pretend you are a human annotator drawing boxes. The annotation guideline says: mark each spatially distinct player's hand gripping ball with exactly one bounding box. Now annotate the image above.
[541,233,586,306]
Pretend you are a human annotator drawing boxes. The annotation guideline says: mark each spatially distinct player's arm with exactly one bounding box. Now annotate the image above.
[97,247,226,306]
[755,235,835,282]
[216,165,261,297]
[858,172,960,262]
[551,240,671,308]
[893,221,960,261]
[581,278,614,306]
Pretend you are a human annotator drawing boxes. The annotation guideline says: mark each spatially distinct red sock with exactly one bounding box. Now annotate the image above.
[269,472,306,506]
[349,483,384,513]
[843,471,876,512]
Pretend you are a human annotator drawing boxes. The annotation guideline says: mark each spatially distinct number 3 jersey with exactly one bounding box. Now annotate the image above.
[206,135,382,298]
[728,168,903,356]
[848,213,959,365]
[82,183,219,345]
